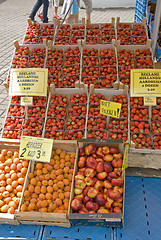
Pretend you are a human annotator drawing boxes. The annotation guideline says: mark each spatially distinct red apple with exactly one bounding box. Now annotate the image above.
[107,188,121,201]
[75,179,86,189]
[112,159,123,168]
[109,147,119,154]
[116,195,123,203]
[85,177,94,186]
[96,147,104,157]
[96,158,103,162]
[113,207,122,213]
[102,146,110,155]
[113,186,124,195]
[95,193,105,206]
[75,174,85,180]
[104,162,113,173]
[114,168,122,176]
[86,156,97,169]
[97,209,109,213]
[112,202,123,208]
[74,188,83,195]
[88,210,96,213]
[79,208,88,213]
[113,153,122,159]
[104,197,114,209]
[96,161,104,173]
[78,157,86,168]
[87,187,99,198]
[84,144,96,155]
[108,172,117,178]
[83,195,93,204]
[71,198,82,211]
[79,148,85,156]
[83,186,91,196]
[75,194,84,202]
[79,168,86,173]
[84,168,96,178]
[94,180,104,190]
[86,201,99,211]
[103,154,113,161]
[97,172,107,180]
[104,180,113,189]
[111,177,123,187]
[93,177,98,184]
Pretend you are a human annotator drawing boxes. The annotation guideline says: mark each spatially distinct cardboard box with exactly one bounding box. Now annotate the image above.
[69,139,125,228]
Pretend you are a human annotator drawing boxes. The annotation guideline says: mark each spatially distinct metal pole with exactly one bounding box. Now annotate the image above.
[152,0,161,57]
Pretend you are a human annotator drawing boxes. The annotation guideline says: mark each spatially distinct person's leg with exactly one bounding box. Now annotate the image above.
[29,0,43,21]
[42,0,49,23]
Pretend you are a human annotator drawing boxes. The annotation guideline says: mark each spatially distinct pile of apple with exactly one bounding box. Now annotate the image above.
[117,23,147,45]
[47,47,80,87]
[71,144,124,214]
[82,48,117,88]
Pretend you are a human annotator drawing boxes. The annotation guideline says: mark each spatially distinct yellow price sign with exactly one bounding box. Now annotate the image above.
[131,69,161,97]
[122,144,129,170]
[9,68,48,96]
[100,100,121,118]
[21,97,33,106]
[144,96,156,106]
[19,136,53,163]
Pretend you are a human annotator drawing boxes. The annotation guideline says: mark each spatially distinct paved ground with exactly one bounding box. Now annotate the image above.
[0,0,135,131]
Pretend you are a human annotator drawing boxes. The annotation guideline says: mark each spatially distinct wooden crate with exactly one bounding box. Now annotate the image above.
[69,139,125,228]
[16,140,78,227]
[0,139,30,225]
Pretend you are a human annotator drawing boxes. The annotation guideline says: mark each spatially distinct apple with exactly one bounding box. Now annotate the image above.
[79,148,85,156]
[116,195,123,203]
[79,168,86,173]
[107,188,121,200]
[104,162,113,173]
[113,153,122,159]
[104,197,114,209]
[83,195,93,204]
[96,147,104,157]
[113,207,121,213]
[97,209,109,213]
[86,201,99,211]
[75,179,86,189]
[95,193,105,206]
[78,157,86,168]
[88,210,96,213]
[103,154,113,161]
[75,194,84,202]
[102,146,110,155]
[96,161,104,173]
[83,186,91,196]
[93,177,98,184]
[113,186,124,195]
[84,144,97,155]
[112,159,123,168]
[94,180,104,190]
[109,147,119,154]
[75,174,84,180]
[71,198,82,211]
[96,158,103,162]
[86,156,97,169]
[114,168,122,176]
[92,153,97,159]
[84,168,96,178]
[97,172,107,180]
[74,188,83,195]
[104,180,113,189]
[85,177,94,186]
[111,177,123,187]
[107,175,112,182]
[79,208,88,213]
[108,172,117,178]
[87,187,99,198]
[112,202,123,208]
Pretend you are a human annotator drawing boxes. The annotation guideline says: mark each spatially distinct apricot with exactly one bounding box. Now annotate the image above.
[14,197,20,205]
[5,166,10,173]
[57,181,64,189]
[42,168,48,174]
[68,174,73,182]
[21,167,27,174]
[0,181,6,187]
[35,186,41,194]
[55,169,63,175]
[39,193,45,200]
[52,192,58,200]
[0,174,5,181]
[46,193,52,200]
[28,184,35,193]
[40,207,47,212]
[44,174,50,181]
[0,193,2,200]
[21,204,27,212]
[60,159,65,164]
[17,173,24,178]
[17,192,22,198]
[46,165,53,171]
[13,151,19,158]
[41,186,47,194]
[48,180,53,186]
[64,201,69,210]
[50,159,55,166]
[24,190,31,198]
[55,198,62,206]
[6,178,12,185]
[28,202,36,211]
[36,201,42,209]
[42,180,48,186]
[64,186,71,192]
[31,193,38,199]
[1,149,7,155]
[54,164,59,170]
[5,159,12,166]
[53,183,59,191]
[9,201,17,209]
[36,170,42,176]
[2,191,9,198]
[28,173,34,179]
[41,200,48,208]
[18,178,24,185]
[59,193,64,200]
[57,174,64,181]
[65,154,70,161]
[4,197,11,204]
[13,158,19,164]
[8,207,15,214]
[1,205,9,213]
[63,179,69,186]
[30,178,37,186]
[12,181,18,188]
[7,151,12,157]
[0,187,6,193]
[11,173,17,181]
[64,167,70,173]
[0,200,4,207]
[36,181,42,187]
[50,173,56,180]
[64,192,70,199]
[6,185,13,192]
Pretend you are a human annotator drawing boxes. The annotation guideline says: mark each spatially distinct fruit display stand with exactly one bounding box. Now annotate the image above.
[15,140,78,227]
[0,139,30,225]
[69,139,125,228]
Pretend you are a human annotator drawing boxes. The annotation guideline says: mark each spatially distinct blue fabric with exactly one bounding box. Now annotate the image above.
[71,0,78,15]
[29,0,49,23]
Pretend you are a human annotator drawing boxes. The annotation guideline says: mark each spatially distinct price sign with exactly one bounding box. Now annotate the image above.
[131,69,161,97]
[21,97,33,106]
[122,144,129,170]
[100,100,121,118]
[19,136,53,163]
[144,96,156,106]
[9,68,48,96]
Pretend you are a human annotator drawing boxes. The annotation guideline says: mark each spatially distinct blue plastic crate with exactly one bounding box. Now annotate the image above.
[134,15,143,23]
[135,6,146,17]
[0,224,43,240]
[43,226,113,240]
[142,178,161,239]
[136,1,147,12]
[114,176,150,240]
[137,0,147,6]
[156,43,161,61]
[135,9,145,20]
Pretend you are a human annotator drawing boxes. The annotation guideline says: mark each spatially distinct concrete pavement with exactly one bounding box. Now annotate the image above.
[0,0,135,132]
